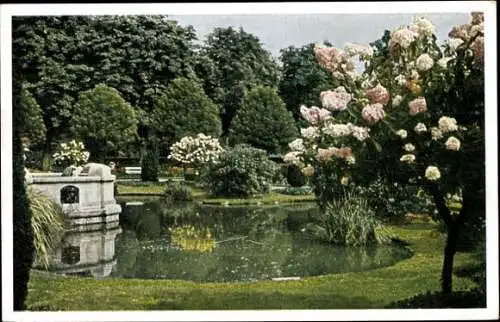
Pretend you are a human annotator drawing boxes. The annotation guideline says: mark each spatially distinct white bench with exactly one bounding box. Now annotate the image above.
[124,167,142,175]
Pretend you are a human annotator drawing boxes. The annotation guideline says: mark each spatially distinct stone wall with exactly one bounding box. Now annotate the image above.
[28,163,121,231]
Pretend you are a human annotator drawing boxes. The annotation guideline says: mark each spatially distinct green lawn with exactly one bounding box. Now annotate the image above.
[116,182,316,204]
[26,221,480,310]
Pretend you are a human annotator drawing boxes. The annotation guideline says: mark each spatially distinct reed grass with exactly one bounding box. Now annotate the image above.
[27,187,66,268]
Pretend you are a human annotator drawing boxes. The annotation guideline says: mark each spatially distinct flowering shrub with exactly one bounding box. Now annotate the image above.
[168,133,224,170]
[52,140,90,167]
[203,145,277,197]
[283,13,485,293]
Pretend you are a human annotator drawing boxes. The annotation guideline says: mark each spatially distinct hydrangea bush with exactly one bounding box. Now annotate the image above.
[283,13,485,294]
[168,133,225,170]
[52,140,90,167]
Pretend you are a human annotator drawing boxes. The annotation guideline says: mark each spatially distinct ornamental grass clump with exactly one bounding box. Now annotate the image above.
[27,187,66,268]
[306,192,388,246]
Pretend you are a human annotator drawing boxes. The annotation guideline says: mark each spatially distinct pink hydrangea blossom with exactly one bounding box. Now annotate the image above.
[314,45,345,71]
[471,36,484,65]
[299,105,332,125]
[316,148,337,163]
[320,86,352,111]
[333,147,353,159]
[362,103,385,124]
[448,24,470,41]
[408,97,427,115]
[364,84,390,106]
[389,28,418,49]
[344,43,374,59]
[471,12,484,25]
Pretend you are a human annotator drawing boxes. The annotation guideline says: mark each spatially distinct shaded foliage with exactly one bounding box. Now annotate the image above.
[228,86,298,154]
[151,78,222,151]
[70,84,138,162]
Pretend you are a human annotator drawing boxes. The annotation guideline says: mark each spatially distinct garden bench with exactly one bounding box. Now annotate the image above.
[124,166,142,175]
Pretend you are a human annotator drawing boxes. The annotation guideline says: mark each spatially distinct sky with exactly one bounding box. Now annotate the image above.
[169,13,471,58]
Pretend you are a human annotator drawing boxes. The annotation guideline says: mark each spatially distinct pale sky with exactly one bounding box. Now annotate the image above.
[169,13,471,58]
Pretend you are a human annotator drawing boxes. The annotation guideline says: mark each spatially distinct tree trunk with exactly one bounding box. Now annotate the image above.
[441,222,458,294]
[424,181,459,295]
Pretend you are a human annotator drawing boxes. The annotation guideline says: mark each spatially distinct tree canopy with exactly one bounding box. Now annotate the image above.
[150,78,222,149]
[228,86,299,154]
[195,27,281,135]
[278,42,336,124]
[70,84,138,161]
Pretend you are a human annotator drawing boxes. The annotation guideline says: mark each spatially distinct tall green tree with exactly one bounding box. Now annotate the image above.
[278,42,337,124]
[12,16,92,166]
[195,27,281,136]
[150,78,222,151]
[69,84,138,162]
[20,84,47,149]
[12,15,199,161]
[228,86,299,154]
[13,42,34,310]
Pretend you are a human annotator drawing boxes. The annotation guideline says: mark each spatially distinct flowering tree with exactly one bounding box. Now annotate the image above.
[52,140,90,167]
[283,13,485,294]
[168,133,225,170]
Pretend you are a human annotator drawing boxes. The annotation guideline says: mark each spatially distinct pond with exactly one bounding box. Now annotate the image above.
[36,198,413,283]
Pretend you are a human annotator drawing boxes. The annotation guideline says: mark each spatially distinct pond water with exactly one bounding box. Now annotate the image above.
[37,198,413,283]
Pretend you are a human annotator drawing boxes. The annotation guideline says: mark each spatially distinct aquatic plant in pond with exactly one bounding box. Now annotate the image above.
[305,192,388,246]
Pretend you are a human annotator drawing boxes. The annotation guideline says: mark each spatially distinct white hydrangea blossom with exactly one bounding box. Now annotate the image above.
[430,127,444,140]
[301,126,320,140]
[416,53,434,71]
[410,17,436,37]
[400,154,416,163]
[396,129,408,139]
[448,38,464,52]
[425,166,441,181]
[322,123,352,137]
[348,124,371,141]
[321,122,370,141]
[395,75,407,86]
[288,138,305,152]
[404,143,416,152]
[414,122,428,133]
[438,116,458,133]
[283,151,304,167]
[169,133,225,166]
[392,95,403,107]
[445,136,461,151]
[437,56,453,69]
[53,140,90,166]
[389,28,418,49]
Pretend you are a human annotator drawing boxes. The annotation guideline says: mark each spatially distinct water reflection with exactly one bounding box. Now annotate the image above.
[36,199,412,282]
[34,227,122,279]
[111,199,413,282]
